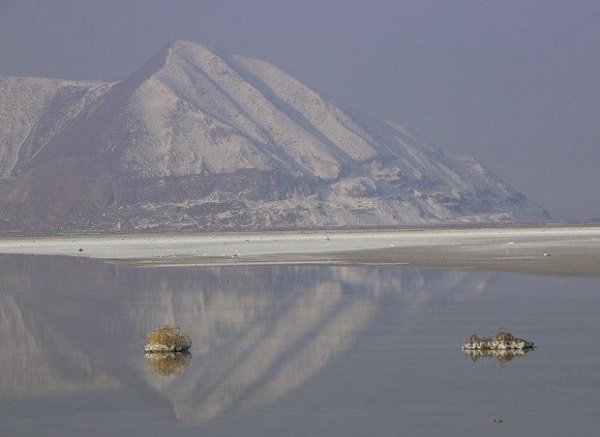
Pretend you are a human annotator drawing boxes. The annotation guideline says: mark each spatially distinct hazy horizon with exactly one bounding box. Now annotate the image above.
[1,0,598,220]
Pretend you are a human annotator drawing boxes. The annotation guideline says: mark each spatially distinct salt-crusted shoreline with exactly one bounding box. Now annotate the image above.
[0,226,599,276]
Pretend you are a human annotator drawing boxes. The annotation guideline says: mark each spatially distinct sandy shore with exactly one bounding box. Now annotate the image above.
[1,226,599,276]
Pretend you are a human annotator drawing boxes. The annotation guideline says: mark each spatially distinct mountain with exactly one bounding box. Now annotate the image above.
[0,40,549,233]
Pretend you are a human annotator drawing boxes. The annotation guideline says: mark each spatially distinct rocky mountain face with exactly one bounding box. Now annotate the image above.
[0,40,548,233]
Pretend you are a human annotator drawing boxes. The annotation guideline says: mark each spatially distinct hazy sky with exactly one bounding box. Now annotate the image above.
[1,0,598,220]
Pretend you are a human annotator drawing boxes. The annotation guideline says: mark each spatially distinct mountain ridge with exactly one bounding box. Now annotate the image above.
[0,40,549,233]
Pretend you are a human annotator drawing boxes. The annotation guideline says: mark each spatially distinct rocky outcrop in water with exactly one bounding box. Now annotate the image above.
[462,328,535,351]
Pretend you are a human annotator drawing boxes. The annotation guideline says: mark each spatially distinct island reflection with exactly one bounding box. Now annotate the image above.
[0,254,491,425]
[462,348,535,365]
[145,352,192,376]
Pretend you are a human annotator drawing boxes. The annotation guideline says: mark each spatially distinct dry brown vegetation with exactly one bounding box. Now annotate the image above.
[145,325,192,353]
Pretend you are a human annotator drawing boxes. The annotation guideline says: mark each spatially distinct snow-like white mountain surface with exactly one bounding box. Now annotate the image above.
[0,40,548,233]
[0,77,112,179]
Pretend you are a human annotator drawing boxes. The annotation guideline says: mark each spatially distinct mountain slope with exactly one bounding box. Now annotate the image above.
[0,40,548,233]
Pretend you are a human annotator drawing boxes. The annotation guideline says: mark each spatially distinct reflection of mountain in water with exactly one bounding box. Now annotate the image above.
[0,254,489,424]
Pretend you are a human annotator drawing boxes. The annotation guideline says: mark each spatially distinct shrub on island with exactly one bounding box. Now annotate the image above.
[144,325,192,353]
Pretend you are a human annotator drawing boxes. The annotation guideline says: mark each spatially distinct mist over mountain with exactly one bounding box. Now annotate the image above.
[0,40,548,233]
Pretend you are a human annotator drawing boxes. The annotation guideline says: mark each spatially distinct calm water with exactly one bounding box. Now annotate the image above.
[0,254,599,436]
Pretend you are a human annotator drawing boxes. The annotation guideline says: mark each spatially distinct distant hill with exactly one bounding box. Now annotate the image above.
[0,40,549,233]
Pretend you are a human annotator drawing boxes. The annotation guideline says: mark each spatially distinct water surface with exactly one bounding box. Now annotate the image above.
[0,254,598,436]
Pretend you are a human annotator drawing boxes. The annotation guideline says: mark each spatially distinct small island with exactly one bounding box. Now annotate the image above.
[144,325,192,353]
[462,328,535,351]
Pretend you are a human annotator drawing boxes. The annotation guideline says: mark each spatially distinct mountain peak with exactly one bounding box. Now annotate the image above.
[116,40,223,91]
[154,40,232,77]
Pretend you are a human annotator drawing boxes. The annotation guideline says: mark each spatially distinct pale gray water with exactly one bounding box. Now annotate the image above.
[0,254,598,436]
